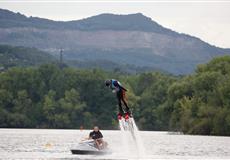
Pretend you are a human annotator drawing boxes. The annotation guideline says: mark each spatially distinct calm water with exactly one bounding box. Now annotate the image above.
[0,129,229,159]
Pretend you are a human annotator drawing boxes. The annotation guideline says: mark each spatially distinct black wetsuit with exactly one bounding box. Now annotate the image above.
[89,131,103,140]
[110,79,130,114]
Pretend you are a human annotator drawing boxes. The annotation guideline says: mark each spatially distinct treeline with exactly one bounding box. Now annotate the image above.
[0,44,162,74]
[0,65,118,129]
[0,56,230,136]
[0,44,55,69]
[168,56,230,135]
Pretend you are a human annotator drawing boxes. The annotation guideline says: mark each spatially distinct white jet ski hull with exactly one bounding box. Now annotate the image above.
[71,139,111,155]
[71,149,110,155]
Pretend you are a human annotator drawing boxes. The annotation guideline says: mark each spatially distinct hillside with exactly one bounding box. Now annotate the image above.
[0,9,230,74]
[0,9,177,33]
[67,59,166,74]
[0,44,158,73]
[0,45,55,68]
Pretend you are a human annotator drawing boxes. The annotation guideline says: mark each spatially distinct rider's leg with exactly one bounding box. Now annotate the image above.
[121,91,130,112]
[121,91,132,118]
[118,102,124,114]
[99,139,106,149]
[117,91,124,115]
[94,139,102,150]
[122,99,130,112]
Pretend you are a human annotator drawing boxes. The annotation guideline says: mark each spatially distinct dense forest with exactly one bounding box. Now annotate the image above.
[0,44,55,69]
[0,56,230,136]
[0,45,161,74]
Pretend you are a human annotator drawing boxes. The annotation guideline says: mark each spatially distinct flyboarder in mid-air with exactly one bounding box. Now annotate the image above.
[105,79,132,120]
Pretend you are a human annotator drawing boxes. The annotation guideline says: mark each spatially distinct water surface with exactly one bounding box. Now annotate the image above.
[0,129,229,159]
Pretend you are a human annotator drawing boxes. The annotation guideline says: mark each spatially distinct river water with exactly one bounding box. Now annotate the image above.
[0,129,229,159]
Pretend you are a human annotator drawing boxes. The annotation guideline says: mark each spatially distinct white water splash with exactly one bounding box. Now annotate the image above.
[118,117,146,159]
[132,118,146,157]
[118,119,130,156]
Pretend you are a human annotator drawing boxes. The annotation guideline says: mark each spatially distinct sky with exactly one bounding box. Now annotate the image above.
[0,0,230,48]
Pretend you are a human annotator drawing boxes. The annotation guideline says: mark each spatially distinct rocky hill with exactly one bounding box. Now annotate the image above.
[0,8,229,74]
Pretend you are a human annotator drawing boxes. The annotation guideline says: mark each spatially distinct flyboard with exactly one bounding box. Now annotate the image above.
[118,113,136,140]
[118,111,146,157]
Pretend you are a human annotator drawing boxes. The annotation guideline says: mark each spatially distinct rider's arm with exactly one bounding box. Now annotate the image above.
[89,132,93,139]
[114,81,127,91]
[98,131,103,138]
[110,80,118,92]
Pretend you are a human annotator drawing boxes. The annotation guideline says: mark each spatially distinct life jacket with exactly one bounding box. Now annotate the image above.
[111,79,127,92]
[111,79,121,91]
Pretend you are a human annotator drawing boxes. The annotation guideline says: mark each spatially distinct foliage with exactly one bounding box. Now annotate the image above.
[0,44,55,69]
[0,56,230,136]
[167,56,230,136]
[0,65,118,129]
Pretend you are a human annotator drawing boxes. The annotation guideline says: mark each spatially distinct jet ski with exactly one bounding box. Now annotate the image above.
[71,139,111,155]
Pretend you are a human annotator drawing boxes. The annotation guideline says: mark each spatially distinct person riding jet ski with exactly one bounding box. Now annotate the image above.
[89,126,107,150]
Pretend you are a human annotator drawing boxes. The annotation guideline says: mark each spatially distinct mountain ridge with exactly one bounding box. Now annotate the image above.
[0,9,200,38]
[0,8,228,49]
[0,8,229,74]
